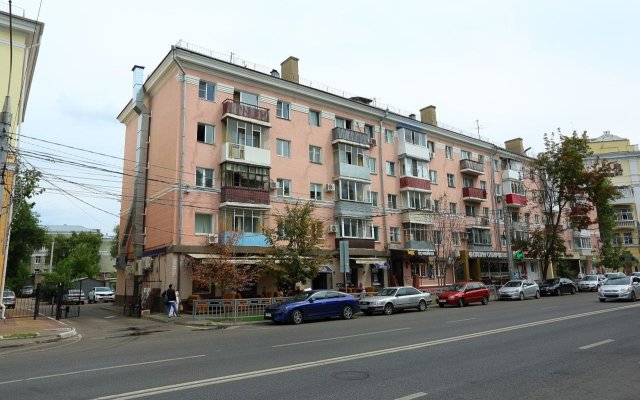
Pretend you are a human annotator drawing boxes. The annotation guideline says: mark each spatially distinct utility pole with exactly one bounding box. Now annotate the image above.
[0,95,12,320]
[504,210,516,279]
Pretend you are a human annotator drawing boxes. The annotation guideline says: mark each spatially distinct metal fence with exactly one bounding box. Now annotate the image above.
[191,297,287,323]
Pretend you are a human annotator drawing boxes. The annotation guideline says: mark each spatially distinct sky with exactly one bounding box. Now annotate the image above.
[5,0,640,235]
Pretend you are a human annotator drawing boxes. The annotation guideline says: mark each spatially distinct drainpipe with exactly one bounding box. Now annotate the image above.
[172,47,187,291]
[378,109,389,251]
[490,145,501,251]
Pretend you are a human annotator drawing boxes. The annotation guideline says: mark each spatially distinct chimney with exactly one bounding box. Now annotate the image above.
[270,69,280,78]
[409,113,416,120]
[280,56,299,83]
[420,105,437,126]
[505,138,525,155]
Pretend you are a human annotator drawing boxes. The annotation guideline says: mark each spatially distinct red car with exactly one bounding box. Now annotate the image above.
[437,282,490,307]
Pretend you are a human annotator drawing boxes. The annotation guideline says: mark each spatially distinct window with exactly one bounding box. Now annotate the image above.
[221,163,269,189]
[461,150,471,160]
[623,232,633,245]
[364,124,374,139]
[221,207,264,233]
[447,173,455,187]
[385,129,394,144]
[195,213,213,234]
[373,226,380,242]
[195,167,214,188]
[449,202,457,215]
[470,229,492,246]
[462,177,474,188]
[35,256,42,264]
[341,217,373,239]
[494,159,500,170]
[429,170,438,184]
[309,110,320,126]
[495,184,502,195]
[227,119,263,148]
[197,123,214,144]
[480,180,487,191]
[535,214,540,225]
[310,221,324,239]
[403,129,427,146]
[433,199,440,212]
[388,194,398,210]
[401,157,428,178]
[310,183,322,200]
[371,191,378,207]
[404,191,429,210]
[386,161,396,176]
[277,179,291,196]
[276,100,290,119]
[336,143,366,166]
[483,207,489,217]
[369,157,377,174]
[390,227,400,243]
[445,146,453,159]
[524,213,530,225]
[198,81,215,101]
[465,205,476,217]
[478,154,485,163]
[239,91,258,106]
[276,139,291,158]
[452,232,461,246]
[335,117,352,129]
[427,141,435,154]
[309,145,322,163]
[339,179,371,202]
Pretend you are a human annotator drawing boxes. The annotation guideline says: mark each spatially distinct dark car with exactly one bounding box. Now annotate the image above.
[20,285,34,297]
[538,278,577,296]
[437,282,490,307]
[264,290,359,324]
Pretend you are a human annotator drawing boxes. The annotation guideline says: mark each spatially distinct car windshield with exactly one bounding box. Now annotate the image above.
[444,284,466,292]
[582,276,597,281]
[289,292,313,302]
[3,291,15,297]
[542,279,559,284]
[503,281,522,287]
[95,287,110,292]
[376,288,398,296]
[605,277,629,285]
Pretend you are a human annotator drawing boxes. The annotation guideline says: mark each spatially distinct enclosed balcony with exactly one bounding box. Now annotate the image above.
[221,186,270,206]
[220,231,269,247]
[221,142,271,167]
[222,99,270,125]
[460,159,484,175]
[502,169,522,181]
[505,193,527,207]
[401,210,435,225]
[462,187,487,202]
[334,162,370,181]
[332,127,370,148]
[397,128,430,161]
[400,176,431,192]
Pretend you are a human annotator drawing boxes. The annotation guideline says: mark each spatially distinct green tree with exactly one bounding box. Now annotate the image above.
[263,202,330,289]
[110,224,119,259]
[49,231,102,278]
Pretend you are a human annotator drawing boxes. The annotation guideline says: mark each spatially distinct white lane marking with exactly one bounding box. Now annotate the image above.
[0,355,205,385]
[579,339,614,350]
[94,303,640,400]
[446,318,476,323]
[272,328,411,347]
[104,316,117,319]
[395,392,428,400]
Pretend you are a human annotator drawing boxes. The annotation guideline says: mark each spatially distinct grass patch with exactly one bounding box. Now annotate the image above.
[2,332,38,340]
[201,315,265,323]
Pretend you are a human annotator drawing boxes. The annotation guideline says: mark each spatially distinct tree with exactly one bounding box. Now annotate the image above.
[110,225,119,259]
[49,231,102,278]
[517,130,618,278]
[189,233,261,295]
[263,202,330,289]
[430,194,464,286]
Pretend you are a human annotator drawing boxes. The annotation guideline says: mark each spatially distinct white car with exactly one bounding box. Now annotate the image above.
[498,280,540,300]
[578,275,606,292]
[598,276,640,302]
[88,287,115,303]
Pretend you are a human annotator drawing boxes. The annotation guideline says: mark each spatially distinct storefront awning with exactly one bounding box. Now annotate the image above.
[318,265,333,273]
[187,254,261,264]
[352,258,387,265]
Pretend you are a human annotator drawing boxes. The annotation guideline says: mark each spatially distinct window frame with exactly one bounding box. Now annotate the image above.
[276,100,291,120]
[445,146,453,159]
[195,167,214,188]
[309,110,320,127]
[276,139,291,158]
[447,173,455,188]
[386,161,396,176]
[310,183,323,201]
[197,123,215,144]
[309,145,322,164]
[277,178,292,197]
[198,81,215,101]
[195,213,214,234]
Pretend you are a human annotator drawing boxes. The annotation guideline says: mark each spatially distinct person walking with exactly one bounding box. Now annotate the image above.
[163,284,179,317]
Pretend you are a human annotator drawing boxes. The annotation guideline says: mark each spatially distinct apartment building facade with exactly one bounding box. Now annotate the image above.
[588,132,640,272]
[116,42,587,300]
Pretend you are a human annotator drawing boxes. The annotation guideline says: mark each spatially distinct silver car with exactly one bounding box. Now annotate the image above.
[359,286,431,315]
[598,276,640,302]
[578,274,606,292]
[498,280,540,300]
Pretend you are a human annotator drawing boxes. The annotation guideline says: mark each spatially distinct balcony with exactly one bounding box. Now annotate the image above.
[615,219,637,228]
[221,142,271,167]
[334,238,375,249]
[612,186,634,205]
[505,193,527,207]
[462,187,487,202]
[220,231,269,247]
[334,201,373,218]
[334,162,370,181]
[459,159,484,175]
[402,210,435,225]
[332,127,370,148]
[397,138,430,162]
[466,216,491,228]
[221,186,270,206]
[222,99,270,125]
[502,169,522,181]
[400,176,431,192]
[403,240,435,250]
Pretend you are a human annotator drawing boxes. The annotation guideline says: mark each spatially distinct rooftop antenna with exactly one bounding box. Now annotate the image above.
[475,119,486,140]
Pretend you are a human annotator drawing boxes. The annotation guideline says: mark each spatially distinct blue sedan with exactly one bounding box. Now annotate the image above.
[264,290,360,324]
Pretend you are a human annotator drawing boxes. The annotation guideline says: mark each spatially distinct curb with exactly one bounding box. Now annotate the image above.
[58,328,77,339]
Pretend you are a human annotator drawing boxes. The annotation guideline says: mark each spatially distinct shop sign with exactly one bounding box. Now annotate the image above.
[469,251,507,259]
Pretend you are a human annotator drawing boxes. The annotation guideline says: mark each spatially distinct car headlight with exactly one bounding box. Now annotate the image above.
[448,295,456,300]
[621,287,631,293]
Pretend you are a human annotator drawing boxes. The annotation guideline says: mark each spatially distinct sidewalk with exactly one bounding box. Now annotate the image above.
[0,316,77,348]
[142,310,267,328]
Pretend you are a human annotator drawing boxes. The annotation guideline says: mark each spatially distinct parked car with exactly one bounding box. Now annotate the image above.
[19,285,34,297]
[63,289,86,305]
[436,282,490,307]
[498,280,540,300]
[359,286,431,315]
[2,290,16,309]
[598,276,640,302]
[264,290,359,324]
[539,278,577,296]
[631,272,640,278]
[88,287,115,303]
[604,272,626,279]
[578,275,606,292]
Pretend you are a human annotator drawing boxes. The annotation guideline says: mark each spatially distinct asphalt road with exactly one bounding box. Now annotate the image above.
[1,292,638,400]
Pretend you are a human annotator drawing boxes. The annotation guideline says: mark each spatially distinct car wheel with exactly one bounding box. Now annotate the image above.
[417,300,427,311]
[438,303,445,308]
[290,309,303,324]
[457,298,465,307]
[481,296,489,305]
[519,292,524,301]
[342,305,354,319]
[383,303,394,315]
[570,287,575,295]
[535,291,540,299]
[556,288,562,296]
[599,298,606,302]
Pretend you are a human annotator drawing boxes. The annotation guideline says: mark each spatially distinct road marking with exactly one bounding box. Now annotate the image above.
[579,339,614,350]
[272,328,411,347]
[395,392,428,400]
[104,315,117,319]
[446,318,476,323]
[94,303,640,400]
[0,355,205,385]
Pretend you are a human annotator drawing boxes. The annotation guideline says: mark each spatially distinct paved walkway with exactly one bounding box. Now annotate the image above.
[0,316,76,348]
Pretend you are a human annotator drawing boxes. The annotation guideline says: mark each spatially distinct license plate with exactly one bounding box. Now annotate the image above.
[264,312,271,318]
[438,299,446,303]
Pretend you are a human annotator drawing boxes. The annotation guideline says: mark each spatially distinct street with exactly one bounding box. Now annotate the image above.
[1,292,638,400]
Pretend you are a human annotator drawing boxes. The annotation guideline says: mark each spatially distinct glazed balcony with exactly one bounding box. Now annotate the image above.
[401,210,435,225]
[220,231,269,247]
[462,187,487,202]
[466,216,491,227]
[334,162,370,181]
[332,127,370,148]
[502,169,522,181]
[403,240,435,250]
[221,186,270,206]
[221,142,271,167]
[505,193,527,207]
[397,130,430,161]
[400,176,431,192]
[222,99,270,125]
[460,159,484,175]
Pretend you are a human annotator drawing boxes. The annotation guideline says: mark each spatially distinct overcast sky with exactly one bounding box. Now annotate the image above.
[7,0,640,235]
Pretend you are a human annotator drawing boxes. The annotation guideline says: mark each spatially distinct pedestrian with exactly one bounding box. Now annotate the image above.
[162,284,179,317]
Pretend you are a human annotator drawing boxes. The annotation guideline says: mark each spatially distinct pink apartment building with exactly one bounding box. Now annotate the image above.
[115,42,596,303]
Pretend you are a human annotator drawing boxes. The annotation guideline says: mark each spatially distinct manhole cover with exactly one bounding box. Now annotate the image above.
[331,371,370,381]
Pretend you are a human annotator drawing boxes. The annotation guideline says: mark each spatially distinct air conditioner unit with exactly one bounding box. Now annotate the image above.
[328,224,338,233]
[369,138,377,147]
[208,234,219,244]
[269,181,278,190]
[326,183,336,192]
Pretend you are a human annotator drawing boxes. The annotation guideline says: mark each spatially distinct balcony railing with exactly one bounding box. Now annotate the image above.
[222,99,269,123]
[462,187,487,201]
[400,176,431,191]
[332,127,370,147]
[505,193,527,207]
[459,159,484,175]
[615,219,637,228]
[221,186,270,205]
